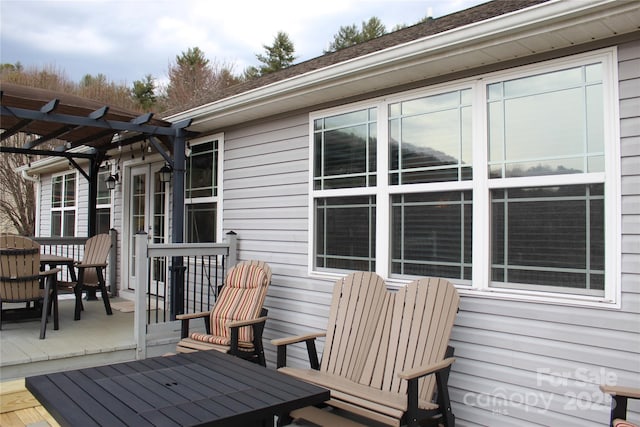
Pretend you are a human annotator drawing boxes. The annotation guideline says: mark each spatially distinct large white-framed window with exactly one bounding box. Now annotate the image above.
[309,48,620,305]
[184,134,223,243]
[51,171,77,237]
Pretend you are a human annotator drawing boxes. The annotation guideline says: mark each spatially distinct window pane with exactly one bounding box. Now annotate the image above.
[63,211,75,237]
[314,109,376,189]
[392,191,472,280]
[96,208,111,235]
[389,89,472,184]
[64,174,76,207]
[187,140,217,199]
[315,196,375,271]
[490,184,604,294]
[52,176,63,208]
[488,63,604,178]
[186,202,217,243]
[97,170,111,205]
[51,211,62,237]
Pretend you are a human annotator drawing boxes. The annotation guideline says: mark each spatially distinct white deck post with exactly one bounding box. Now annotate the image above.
[134,232,148,360]
[226,231,238,270]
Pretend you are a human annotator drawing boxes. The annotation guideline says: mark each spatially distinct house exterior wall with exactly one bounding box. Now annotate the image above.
[221,40,640,426]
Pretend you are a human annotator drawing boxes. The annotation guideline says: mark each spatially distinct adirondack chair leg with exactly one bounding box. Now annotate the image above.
[181,318,190,339]
[276,345,287,369]
[407,377,419,427]
[40,277,52,339]
[229,326,240,358]
[305,339,320,370]
[74,269,84,320]
[47,275,59,331]
[97,267,112,315]
[609,395,628,426]
[435,370,455,427]
[252,318,267,367]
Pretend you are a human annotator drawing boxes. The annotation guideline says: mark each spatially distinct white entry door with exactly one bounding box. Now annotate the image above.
[127,163,168,293]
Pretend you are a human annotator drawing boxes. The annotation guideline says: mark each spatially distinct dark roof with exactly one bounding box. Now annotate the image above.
[164,0,550,115]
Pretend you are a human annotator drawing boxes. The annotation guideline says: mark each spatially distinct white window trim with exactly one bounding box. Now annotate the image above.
[184,133,224,242]
[50,170,78,237]
[308,48,621,308]
[96,167,113,230]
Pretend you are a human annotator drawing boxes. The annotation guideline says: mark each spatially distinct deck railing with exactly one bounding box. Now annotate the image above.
[134,231,237,359]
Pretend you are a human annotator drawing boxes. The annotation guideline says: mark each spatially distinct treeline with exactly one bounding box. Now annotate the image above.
[0,15,429,114]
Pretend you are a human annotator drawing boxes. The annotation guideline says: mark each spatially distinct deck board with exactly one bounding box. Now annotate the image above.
[0,379,60,427]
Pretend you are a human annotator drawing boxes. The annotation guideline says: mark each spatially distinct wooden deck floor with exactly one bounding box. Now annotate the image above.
[0,379,58,427]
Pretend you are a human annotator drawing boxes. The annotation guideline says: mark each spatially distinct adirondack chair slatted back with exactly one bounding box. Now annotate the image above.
[321,272,388,380]
[0,235,41,302]
[205,260,272,345]
[359,277,459,400]
[81,234,111,285]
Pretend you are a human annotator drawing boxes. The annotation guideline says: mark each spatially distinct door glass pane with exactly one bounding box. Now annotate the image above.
[130,173,146,277]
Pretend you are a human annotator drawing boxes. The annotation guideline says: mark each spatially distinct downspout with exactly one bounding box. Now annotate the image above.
[21,170,39,182]
[22,170,40,237]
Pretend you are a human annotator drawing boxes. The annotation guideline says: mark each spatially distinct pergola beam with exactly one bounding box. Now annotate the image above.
[1,105,183,137]
[0,118,32,141]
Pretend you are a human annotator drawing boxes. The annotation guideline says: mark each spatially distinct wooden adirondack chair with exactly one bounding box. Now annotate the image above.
[0,235,60,339]
[176,260,272,366]
[58,233,112,320]
[273,272,460,427]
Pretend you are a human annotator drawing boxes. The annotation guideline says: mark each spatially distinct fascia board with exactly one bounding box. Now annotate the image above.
[171,0,630,128]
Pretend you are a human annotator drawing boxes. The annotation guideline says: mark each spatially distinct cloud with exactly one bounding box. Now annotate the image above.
[1,0,486,83]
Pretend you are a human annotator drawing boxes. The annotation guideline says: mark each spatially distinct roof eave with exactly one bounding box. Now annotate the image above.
[167,0,639,131]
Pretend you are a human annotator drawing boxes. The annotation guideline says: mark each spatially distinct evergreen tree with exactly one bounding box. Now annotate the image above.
[325,17,387,53]
[255,31,296,75]
[131,74,157,111]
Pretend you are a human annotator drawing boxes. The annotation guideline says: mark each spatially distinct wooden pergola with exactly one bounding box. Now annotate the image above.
[0,83,197,243]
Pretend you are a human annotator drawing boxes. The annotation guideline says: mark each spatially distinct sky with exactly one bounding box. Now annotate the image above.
[1,0,487,87]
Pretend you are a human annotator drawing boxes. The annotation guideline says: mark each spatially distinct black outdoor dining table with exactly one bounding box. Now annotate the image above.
[25,349,330,427]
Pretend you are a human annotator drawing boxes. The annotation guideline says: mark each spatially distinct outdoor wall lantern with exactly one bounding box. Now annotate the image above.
[105,173,119,191]
[159,163,173,183]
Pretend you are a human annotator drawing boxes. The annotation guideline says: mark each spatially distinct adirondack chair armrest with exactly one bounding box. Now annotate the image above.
[177,311,211,338]
[600,385,640,399]
[76,262,107,269]
[271,331,326,347]
[397,357,456,381]
[272,332,326,369]
[226,315,268,328]
[176,311,211,320]
[399,357,456,427]
[39,267,61,277]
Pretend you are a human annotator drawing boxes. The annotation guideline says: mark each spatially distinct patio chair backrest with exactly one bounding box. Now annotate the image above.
[80,233,111,285]
[209,260,272,344]
[0,235,41,302]
[320,272,460,402]
[360,276,460,401]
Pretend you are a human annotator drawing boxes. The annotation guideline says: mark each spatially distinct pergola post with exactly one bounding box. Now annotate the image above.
[170,130,187,319]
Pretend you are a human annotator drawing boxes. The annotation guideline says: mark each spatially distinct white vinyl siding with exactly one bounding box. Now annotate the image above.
[216,41,638,427]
